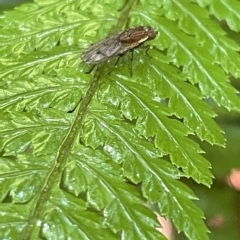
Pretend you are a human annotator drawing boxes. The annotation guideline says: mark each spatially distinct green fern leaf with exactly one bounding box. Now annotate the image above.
[0,0,239,240]
[210,0,240,32]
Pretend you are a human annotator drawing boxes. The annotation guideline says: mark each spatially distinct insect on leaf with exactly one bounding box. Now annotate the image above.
[81,26,158,64]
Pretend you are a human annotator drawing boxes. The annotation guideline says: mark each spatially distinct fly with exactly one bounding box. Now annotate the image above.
[81,26,158,65]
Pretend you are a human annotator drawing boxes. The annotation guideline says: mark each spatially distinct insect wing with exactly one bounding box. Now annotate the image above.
[81,33,122,64]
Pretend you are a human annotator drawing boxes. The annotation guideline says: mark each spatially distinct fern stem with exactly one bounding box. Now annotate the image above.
[20,68,102,239]
[114,0,138,32]
[20,1,137,235]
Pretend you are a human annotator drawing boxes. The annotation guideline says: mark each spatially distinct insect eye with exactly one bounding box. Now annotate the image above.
[149,30,158,40]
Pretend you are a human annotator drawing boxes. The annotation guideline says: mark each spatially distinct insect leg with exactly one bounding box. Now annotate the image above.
[85,64,96,74]
[143,45,151,58]
[114,55,122,67]
[129,50,133,77]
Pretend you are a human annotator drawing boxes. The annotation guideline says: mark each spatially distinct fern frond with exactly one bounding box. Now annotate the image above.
[0,0,239,240]
[131,1,240,111]
[210,0,240,32]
